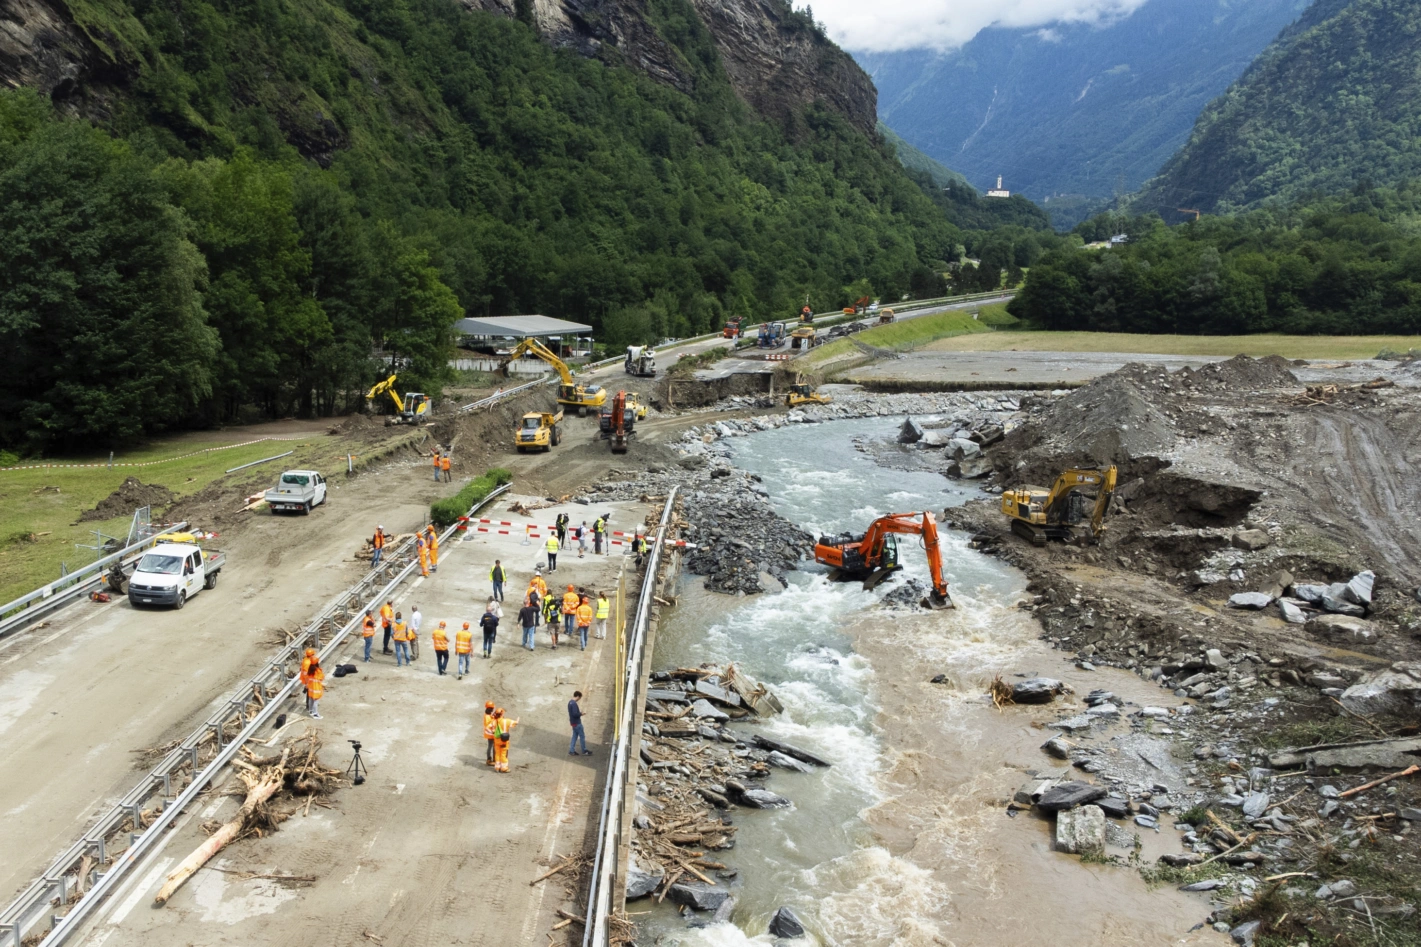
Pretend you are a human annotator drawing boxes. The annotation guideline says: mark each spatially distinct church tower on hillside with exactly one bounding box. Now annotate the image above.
[986,175,1011,198]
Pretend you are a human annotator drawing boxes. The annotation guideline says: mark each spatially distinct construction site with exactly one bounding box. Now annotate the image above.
[2,314,1419,947]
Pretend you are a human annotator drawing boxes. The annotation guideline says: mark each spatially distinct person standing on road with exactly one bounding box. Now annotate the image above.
[633,532,649,568]
[432,448,442,482]
[300,647,317,713]
[410,606,423,658]
[417,534,430,577]
[575,595,593,651]
[371,526,386,566]
[361,610,376,661]
[556,512,569,549]
[440,452,452,483]
[306,657,325,719]
[480,604,499,658]
[490,560,506,602]
[380,600,394,654]
[456,622,473,678]
[568,691,590,756]
[519,596,540,651]
[492,708,519,773]
[393,612,411,667]
[432,620,450,675]
[561,585,579,638]
[544,592,561,649]
[545,534,558,572]
[483,701,497,766]
[577,521,589,558]
[425,525,439,573]
[530,568,547,602]
[595,592,610,640]
[593,516,606,555]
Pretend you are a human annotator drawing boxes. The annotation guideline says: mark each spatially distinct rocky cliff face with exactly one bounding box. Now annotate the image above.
[0,0,128,107]
[462,0,877,134]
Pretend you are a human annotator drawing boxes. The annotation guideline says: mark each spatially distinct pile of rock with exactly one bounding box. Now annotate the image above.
[630,665,826,930]
[1226,568,1379,642]
[679,476,816,594]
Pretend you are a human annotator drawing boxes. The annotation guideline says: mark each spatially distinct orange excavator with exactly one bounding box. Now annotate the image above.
[600,390,634,453]
[814,512,952,608]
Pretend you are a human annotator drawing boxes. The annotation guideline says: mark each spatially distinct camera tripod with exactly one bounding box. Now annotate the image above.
[347,740,367,786]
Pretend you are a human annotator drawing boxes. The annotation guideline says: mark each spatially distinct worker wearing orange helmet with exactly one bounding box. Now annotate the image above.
[305,656,325,719]
[416,534,430,578]
[439,453,452,482]
[483,701,497,766]
[492,708,519,773]
[300,648,317,713]
[561,585,579,638]
[424,524,439,572]
[361,610,376,662]
[432,621,450,676]
[575,595,594,651]
[455,622,473,679]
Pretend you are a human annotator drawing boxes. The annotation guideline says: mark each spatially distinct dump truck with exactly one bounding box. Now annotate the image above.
[516,409,564,452]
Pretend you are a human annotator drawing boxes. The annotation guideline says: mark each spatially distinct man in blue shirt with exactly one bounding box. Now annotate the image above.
[568,691,590,756]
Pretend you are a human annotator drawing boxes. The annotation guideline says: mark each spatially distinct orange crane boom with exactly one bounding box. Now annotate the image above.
[813,511,952,608]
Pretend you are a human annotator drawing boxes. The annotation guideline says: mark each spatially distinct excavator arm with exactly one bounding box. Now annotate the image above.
[508,338,575,387]
[1044,467,1117,537]
[508,337,605,410]
[814,511,951,608]
[365,375,404,413]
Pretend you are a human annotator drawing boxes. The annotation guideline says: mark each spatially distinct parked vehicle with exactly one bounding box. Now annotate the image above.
[264,470,328,514]
[128,540,226,609]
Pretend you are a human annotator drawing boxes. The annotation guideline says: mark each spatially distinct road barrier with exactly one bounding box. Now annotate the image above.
[582,487,679,947]
[0,485,511,947]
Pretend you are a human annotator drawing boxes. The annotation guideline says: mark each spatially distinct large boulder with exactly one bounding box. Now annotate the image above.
[1339,662,1421,716]
[898,418,924,444]
[1231,529,1271,551]
[668,883,731,912]
[1259,569,1294,599]
[1012,677,1070,704]
[1228,592,1273,610]
[766,751,814,773]
[625,860,665,900]
[1344,570,1375,606]
[947,455,994,479]
[1055,805,1106,855]
[768,906,806,938]
[948,438,981,461]
[1278,599,1308,624]
[1037,781,1106,812]
[690,699,729,721]
[1308,614,1381,643]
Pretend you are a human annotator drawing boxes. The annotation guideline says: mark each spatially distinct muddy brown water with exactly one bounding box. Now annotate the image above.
[641,417,1226,946]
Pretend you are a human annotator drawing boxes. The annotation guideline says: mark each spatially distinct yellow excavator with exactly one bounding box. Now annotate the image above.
[786,382,831,408]
[1001,466,1117,546]
[365,375,431,425]
[508,338,606,415]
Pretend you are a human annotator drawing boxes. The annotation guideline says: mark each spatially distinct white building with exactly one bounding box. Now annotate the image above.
[986,175,1011,198]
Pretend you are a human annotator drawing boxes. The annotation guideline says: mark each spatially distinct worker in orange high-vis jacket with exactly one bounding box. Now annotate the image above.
[392,613,412,667]
[380,600,394,654]
[306,657,325,719]
[483,701,497,766]
[561,585,579,638]
[492,708,519,773]
[432,620,450,676]
[361,610,376,662]
[432,448,442,482]
[300,648,317,713]
[440,453,452,482]
[575,596,594,651]
[371,526,386,567]
[455,622,473,679]
[425,525,439,572]
[416,534,430,577]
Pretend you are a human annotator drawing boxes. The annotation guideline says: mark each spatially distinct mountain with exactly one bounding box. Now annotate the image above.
[878,123,967,188]
[0,0,961,449]
[857,0,1309,209]
[1136,0,1421,215]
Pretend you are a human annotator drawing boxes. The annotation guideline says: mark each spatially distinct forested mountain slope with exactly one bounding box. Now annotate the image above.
[1137,0,1421,214]
[860,0,1308,203]
[0,0,960,449]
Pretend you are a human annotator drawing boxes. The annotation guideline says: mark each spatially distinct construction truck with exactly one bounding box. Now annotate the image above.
[1001,466,1117,545]
[264,469,329,515]
[627,392,648,420]
[786,383,831,408]
[128,539,225,609]
[757,322,787,348]
[789,324,818,350]
[515,409,564,452]
[798,305,814,325]
[878,309,896,325]
[625,345,657,377]
[722,317,743,340]
[814,511,951,608]
[599,390,635,453]
[366,375,432,425]
[507,338,605,416]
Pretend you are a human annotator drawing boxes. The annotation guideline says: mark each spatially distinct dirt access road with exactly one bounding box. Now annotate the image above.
[74,497,645,947]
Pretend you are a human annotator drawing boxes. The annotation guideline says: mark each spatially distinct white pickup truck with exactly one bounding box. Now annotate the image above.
[127,541,226,609]
[264,470,328,515]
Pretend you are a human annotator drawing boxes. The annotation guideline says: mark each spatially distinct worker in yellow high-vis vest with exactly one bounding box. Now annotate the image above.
[545,533,559,572]
[595,592,610,640]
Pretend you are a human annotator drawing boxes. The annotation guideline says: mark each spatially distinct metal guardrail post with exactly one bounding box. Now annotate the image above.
[582,487,678,947]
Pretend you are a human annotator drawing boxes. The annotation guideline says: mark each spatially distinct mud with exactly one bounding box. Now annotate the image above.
[78,477,175,522]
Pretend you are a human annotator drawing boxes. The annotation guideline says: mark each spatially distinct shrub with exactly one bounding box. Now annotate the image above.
[429,468,513,527]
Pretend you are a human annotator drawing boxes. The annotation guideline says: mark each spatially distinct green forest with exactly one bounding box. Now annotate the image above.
[0,0,989,451]
[1010,181,1421,334]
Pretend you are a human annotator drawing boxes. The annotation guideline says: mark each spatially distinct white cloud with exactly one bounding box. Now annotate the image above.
[803,0,1151,53]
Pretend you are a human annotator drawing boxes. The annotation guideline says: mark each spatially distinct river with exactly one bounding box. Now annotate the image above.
[641,418,1223,947]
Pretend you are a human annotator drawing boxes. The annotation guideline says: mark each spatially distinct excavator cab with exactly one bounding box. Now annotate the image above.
[813,512,951,608]
[401,393,430,423]
[1002,466,1117,546]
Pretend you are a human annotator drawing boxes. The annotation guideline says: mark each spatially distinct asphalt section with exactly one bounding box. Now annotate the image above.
[71,496,647,947]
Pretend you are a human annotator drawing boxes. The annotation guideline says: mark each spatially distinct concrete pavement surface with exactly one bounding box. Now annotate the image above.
[70,496,646,947]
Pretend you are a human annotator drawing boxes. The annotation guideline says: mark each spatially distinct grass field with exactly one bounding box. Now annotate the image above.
[0,433,341,604]
[801,306,1011,368]
[923,331,1421,359]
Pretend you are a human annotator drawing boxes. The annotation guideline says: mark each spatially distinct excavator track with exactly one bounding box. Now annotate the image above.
[1010,517,1048,546]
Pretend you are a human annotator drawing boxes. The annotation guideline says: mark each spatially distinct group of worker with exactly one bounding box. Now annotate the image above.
[431,447,453,482]
[369,524,441,578]
[544,513,610,570]
[300,647,325,718]
[362,599,500,676]
[519,566,609,651]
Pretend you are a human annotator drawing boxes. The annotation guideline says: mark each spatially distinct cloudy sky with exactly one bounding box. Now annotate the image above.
[806,0,1151,52]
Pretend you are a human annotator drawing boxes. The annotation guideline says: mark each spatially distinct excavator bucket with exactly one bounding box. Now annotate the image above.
[924,589,953,610]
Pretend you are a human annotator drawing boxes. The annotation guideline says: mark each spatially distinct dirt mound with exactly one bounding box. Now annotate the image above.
[1178,354,1299,391]
[80,477,175,522]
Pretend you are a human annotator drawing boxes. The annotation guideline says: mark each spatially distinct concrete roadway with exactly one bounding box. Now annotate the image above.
[71,497,645,947]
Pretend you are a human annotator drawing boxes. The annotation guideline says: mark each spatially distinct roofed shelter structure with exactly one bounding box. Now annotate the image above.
[454,315,592,339]
[452,314,595,375]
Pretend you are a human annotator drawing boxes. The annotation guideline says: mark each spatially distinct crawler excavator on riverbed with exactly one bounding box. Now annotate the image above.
[1000,466,1117,545]
[814,511,952,608]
